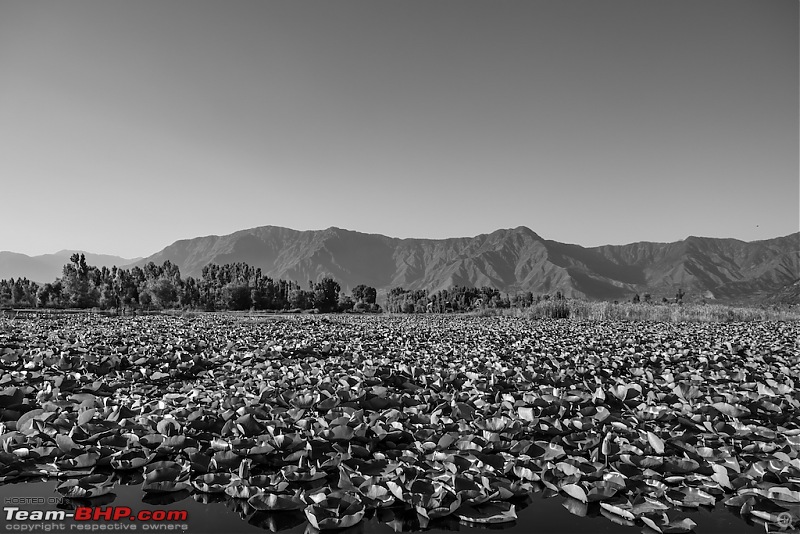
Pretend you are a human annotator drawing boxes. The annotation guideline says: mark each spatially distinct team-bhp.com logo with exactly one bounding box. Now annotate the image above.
[73,507,187,523]
[4,506,188,530]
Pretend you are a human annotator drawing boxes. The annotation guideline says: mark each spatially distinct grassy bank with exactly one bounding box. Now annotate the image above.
[473,300,800,322]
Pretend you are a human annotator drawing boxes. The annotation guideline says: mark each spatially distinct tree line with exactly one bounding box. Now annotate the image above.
[0,254,683,312]
[0,254,380,313]
[384,286,571,313]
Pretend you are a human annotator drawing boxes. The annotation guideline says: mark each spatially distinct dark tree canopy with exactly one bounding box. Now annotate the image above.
[1,258,566,315]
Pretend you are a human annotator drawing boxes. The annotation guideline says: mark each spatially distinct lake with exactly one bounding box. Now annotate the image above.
[0,478,763,534]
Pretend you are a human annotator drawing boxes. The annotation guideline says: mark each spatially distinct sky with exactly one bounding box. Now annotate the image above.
[0,0,797,258]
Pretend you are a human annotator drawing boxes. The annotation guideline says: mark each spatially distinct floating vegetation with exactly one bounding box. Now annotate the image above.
[0,313,798,532]
[304,491,366,530]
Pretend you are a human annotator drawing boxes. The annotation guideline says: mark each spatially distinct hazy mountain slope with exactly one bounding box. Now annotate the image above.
[0,251,138,283]
[592,233,799,300]
[130,226,799,302]
[762,278,800,305]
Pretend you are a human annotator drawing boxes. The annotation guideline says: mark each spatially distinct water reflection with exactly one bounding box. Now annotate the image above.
[143,488,192,505]
[248,510,307,532]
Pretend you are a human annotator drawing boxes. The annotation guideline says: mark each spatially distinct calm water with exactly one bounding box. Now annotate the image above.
[0,479,761,534]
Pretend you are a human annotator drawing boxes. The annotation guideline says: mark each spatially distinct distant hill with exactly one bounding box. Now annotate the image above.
[762,278,800,306]
[129,226,800,303]
[0,250,139,283]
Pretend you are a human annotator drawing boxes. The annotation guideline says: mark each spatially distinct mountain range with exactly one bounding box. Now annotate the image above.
[131,226,798,304]
[3,227,798,303]
[0,251,139,284]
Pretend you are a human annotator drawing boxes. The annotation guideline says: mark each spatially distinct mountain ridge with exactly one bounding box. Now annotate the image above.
[2,227,797,303]
[130,225,799,303]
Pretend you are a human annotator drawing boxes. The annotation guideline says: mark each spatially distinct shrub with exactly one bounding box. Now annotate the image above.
[503,299,800,322]
[548,301,570,319]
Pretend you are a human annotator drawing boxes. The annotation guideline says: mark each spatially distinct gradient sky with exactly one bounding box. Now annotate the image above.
[1,0,797,258]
